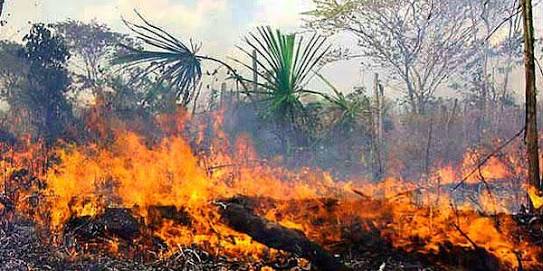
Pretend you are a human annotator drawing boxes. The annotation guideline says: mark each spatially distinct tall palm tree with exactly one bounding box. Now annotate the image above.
[112,11,245,107]
[236,26,330,124]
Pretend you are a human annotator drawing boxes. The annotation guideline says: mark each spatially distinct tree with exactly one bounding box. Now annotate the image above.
[306,0,473,114]
[103,72,179,117]
[315,74,375,173]
[53,20,130,95]
[19,23,72,143]
[0,41,28,103]
[234,27,330,158]
[450,0,523,142]
[0,41,32,136]
[459,0,521,109]
[521,0,540,191]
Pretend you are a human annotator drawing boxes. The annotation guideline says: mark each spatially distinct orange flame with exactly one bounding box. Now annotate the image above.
[1,111,541,269]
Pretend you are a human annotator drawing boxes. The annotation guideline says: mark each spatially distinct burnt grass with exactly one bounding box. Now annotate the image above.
[0,216,440,271]
[1,179,540,270]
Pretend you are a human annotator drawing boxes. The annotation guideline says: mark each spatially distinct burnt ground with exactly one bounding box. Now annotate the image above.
[0,218,437,271]
[1,181,540,270]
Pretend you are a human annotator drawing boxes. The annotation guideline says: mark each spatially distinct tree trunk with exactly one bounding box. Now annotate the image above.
[0,0,4,18]
[373,73,384,179]
[521,0,541,190]
[252,50,258,93]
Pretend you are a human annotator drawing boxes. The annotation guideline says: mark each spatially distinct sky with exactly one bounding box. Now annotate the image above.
[1,0,314,53]
[1,0,542,99]
[0,0,363,93]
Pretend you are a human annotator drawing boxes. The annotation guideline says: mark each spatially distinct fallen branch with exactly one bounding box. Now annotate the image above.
[64,208,141,241]
[217,197,350,271]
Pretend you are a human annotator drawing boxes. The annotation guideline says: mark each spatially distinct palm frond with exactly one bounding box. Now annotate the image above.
[112,10,202,106]
[240,26,330,120]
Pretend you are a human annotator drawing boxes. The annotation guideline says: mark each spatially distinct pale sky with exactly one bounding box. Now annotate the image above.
[1,0,542,100]
[0,0,362,93]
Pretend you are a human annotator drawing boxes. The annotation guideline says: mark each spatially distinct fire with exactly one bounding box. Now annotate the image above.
[435,150,515,186]
[1,111,542,269]
[528,186,543,209]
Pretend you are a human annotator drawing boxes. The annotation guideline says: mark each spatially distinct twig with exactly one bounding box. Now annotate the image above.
[452,223,479,249]
[516,251,524,271]
[452,127,525,191]
[207,159,268,171]
[351,189,371,200]
[484,2,521,41]
[477,165,501,226]
[535,58,543,78]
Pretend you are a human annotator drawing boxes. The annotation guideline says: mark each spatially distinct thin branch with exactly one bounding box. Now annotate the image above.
[483,0,543,41]
[452,223,479,249]
[484,1,520,41]
[452,127,525,191]
[207,160,268,171]
[535,58,543,78]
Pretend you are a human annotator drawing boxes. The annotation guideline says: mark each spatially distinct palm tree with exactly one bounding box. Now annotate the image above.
[112,11,245,107]
[236,26,330,124]
[234,27,331,159]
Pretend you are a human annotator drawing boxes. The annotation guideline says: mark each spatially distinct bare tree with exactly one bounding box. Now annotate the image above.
[521,0,541,191]
[306,0,473,114]
[451,0,523,140]
[463,0,511,108]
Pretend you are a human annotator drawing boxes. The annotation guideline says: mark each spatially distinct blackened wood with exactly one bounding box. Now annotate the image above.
[147,205,191,227]
[433,242,500,271]
[65,208,140,241]
[218,198,350,271]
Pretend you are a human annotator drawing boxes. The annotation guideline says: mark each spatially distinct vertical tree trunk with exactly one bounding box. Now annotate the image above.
[0,0,4,18]
[373,73,383,179]
[252,50,258,93]
[521,0,541,190]
[378,79,385,174]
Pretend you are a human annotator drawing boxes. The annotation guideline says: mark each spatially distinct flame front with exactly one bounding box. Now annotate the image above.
[2,112,542,269]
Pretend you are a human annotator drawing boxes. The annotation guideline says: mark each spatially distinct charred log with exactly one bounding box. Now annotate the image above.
[147,205,191,228]
[217,197,350,271]
[64,208,140,242]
